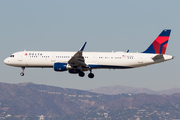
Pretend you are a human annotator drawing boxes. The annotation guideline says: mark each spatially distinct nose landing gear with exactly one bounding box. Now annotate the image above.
[20,67,25,76]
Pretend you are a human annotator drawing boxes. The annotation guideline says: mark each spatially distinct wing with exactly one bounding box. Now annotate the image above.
[68,42,88,68]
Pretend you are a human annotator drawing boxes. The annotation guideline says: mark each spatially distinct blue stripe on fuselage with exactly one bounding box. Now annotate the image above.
[88,64,133,69]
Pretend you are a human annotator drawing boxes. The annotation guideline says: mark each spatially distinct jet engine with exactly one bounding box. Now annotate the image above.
[53,63,72,71]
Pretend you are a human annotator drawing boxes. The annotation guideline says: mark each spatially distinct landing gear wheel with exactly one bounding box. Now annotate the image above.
[20,72,24,76]
[88,73,94,78]
[79,72,85,77]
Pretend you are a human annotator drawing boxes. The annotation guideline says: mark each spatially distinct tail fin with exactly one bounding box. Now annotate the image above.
[142,29,171,54]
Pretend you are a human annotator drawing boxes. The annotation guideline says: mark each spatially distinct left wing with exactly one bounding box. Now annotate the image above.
[68,42,88,68]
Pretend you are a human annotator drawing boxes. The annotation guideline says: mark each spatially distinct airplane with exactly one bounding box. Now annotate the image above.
[4,29,173,78]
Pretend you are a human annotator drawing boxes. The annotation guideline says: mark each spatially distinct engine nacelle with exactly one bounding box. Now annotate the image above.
[54,63,72,71]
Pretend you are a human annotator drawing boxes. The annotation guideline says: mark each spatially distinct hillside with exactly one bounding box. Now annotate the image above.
[90,85,180,95]
[0,82,180,120]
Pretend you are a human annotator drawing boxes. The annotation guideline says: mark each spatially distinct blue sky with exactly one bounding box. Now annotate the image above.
[1,1,179,91]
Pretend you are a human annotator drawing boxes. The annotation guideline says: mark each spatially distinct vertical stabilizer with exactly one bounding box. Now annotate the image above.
[143,29,171,54]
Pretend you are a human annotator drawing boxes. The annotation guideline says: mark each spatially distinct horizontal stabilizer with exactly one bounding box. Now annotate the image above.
[152,54,164,61]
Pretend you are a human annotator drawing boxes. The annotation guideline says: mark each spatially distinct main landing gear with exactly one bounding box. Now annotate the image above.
[88,69,94,78]
[79,72,85,77]
[78,69,94,78]
[20,67,25,76]
[88,73,94,78]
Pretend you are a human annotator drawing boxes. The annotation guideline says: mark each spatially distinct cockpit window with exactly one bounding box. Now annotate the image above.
[10,55,14,57]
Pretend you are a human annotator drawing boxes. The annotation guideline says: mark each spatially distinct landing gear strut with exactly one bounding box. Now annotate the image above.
[20,67,25,76]
[88,69,94,78]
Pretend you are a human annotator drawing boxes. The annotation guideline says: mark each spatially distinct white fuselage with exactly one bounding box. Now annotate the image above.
[4,51,173,69]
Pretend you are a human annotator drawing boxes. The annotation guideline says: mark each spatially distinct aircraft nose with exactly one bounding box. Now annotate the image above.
[4,58,9,65]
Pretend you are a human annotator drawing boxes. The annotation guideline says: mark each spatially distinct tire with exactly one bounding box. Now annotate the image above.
[20,72,24,76]
[88,73,94,78]
[79,72,85,77]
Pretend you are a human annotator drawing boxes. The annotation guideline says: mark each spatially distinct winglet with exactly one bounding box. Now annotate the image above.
[79,42,87,51]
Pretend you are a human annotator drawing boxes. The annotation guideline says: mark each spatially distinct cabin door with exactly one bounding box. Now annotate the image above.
[51,54,56,62]
[18,54,23,62]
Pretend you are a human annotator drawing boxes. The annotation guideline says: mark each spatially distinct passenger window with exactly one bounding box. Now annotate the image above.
[10,55,14,57]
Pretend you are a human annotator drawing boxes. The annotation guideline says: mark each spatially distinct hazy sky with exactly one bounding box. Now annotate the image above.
[1,1,179,91]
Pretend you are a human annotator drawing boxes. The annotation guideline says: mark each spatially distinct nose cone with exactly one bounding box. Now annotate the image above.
[4,58,9,65]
